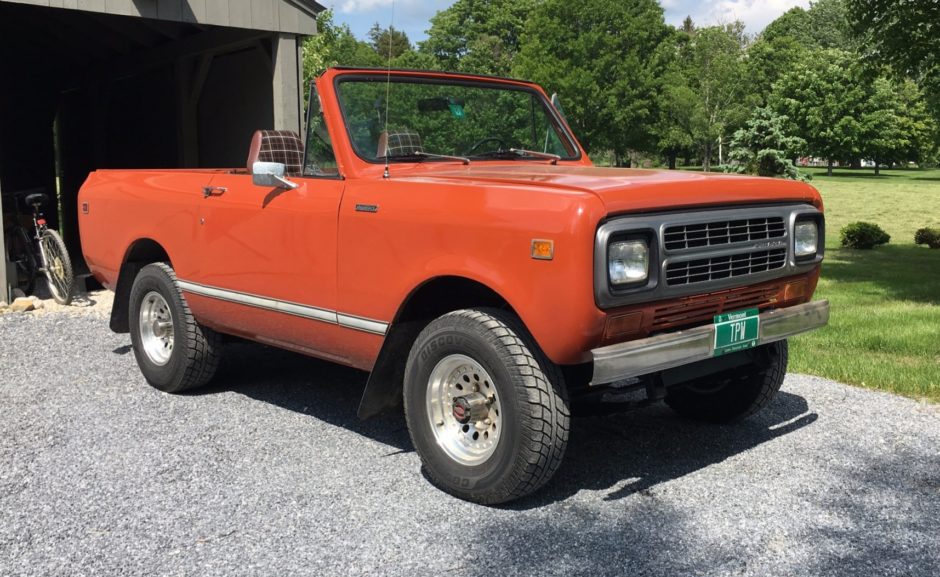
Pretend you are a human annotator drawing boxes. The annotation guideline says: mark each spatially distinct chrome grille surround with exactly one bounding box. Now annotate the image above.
[594,204,824,309]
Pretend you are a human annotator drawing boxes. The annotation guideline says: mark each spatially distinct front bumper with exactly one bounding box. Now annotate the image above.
[591,300,830,385]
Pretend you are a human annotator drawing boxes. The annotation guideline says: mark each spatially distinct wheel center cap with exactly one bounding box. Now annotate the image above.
[452,397,471,424]
[452,392,488,424]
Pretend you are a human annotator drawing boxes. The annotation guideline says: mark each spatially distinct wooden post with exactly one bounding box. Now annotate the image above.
[271,33,302,134]
[176,53,213,167]
[0,179,8,303]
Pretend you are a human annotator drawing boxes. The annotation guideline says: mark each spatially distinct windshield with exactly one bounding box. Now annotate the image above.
[335,75,580,163]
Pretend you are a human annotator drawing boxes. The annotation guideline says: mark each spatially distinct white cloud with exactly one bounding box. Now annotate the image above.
[339,0,390,12]
[338,0,428,14]
[665,0,811,33]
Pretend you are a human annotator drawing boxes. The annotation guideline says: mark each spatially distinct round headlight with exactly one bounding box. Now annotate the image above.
[795,221,819,257]
[609,240,649,285]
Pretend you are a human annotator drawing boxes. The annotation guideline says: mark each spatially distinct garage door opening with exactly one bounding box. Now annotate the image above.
[1,0,319,301]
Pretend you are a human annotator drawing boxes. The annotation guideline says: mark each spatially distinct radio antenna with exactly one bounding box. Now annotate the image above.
[383,1,395,179]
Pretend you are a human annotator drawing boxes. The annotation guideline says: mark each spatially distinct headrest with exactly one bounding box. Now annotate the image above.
[377,130,423,158]
[247,130,305,176]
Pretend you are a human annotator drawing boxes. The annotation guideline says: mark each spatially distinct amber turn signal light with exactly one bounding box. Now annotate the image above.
[531,239,554,260]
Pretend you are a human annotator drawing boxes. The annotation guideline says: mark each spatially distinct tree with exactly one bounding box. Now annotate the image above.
[750,0,851,105]
[860,77,937,173]
[846,0,940,81]
[368,24,412,61]
[726,107,807,180]
[655,72,697,169]
[747,34,808,105]
[763,0,852,51]
[847,0,940,136]
[684,23,754,170]
[513,0,670,163]
[773,49,868,175]
[303,10,383,85]
[421,0,538,76]
[652,29,697,169]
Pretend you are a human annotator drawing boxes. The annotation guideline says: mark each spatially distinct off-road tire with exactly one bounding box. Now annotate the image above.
[665,340,788,423]
[403,308,570,504]
[128,263,222,393]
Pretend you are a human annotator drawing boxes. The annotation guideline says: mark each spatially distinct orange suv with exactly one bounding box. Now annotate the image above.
[79,68,828,504]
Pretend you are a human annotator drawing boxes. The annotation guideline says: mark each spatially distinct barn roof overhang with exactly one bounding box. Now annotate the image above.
[0,0,325,35]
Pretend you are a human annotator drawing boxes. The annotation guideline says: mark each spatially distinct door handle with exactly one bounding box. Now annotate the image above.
[203,186,227,198]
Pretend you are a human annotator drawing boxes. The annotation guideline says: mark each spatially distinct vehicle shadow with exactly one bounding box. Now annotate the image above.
[192,340,817,506]
[464,433,938,577]
[193,340,414,453]
[509,389,817,509]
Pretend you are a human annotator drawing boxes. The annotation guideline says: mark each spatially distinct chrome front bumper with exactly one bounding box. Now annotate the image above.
[591,300,830,385]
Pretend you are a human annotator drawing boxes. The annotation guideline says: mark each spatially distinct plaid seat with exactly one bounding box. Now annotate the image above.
[378,130,423,158]
[247,130,305,177]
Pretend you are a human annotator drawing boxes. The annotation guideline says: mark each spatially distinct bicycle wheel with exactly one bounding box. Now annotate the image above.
[5,226,38,296]
[39,229,73,305]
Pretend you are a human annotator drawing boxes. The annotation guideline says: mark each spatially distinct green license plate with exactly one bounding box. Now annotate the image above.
[713,308,760,356]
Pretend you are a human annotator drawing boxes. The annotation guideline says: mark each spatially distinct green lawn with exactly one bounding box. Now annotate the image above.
[787,168,940,401]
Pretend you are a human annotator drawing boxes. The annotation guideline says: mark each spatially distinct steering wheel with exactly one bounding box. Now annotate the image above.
[464,137,509,157]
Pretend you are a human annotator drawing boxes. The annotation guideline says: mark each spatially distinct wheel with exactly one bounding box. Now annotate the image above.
[128,262,222,393]
[665,340,788,423]
[403,308,570,504]
[39,229,74,305]
[5,226,37,295]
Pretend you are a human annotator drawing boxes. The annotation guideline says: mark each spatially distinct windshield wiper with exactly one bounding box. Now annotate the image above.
[474,148,561,164]
[415,151,471,165]
[378,152,470,165]
[508,148,561,165]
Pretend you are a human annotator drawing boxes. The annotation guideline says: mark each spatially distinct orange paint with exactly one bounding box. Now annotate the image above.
[78,68,825,372]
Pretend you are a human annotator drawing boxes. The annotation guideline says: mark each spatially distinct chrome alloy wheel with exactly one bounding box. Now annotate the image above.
[426,354,502,466]
[139,291,174,366]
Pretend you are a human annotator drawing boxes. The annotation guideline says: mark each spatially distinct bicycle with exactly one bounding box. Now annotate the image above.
[2,188,74,305]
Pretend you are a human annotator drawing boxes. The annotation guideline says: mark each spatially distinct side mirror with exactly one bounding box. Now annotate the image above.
[252,161,299,189]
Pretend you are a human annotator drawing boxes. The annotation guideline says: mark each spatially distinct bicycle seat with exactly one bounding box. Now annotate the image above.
[24,192,48,207]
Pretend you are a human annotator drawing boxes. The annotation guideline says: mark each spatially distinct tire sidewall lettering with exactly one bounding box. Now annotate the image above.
[419,334,468,363]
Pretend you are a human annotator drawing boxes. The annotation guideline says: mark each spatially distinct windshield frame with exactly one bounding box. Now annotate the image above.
[332,72,583,165]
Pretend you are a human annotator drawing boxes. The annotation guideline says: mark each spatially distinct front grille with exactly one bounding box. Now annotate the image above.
[666,249,787,286]
[664,217,786,251]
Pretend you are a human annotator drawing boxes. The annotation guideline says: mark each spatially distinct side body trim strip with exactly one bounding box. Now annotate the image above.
[177,280,389,336]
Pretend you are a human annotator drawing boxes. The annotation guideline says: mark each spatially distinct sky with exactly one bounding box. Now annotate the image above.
[323,0,812,45]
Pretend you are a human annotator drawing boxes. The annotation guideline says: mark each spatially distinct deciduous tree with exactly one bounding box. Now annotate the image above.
[421,0,538,76]
[847,0,940,139]
[773,49,867,175]
[303,10,383,84]
[684,23,754,170]
[513,0,669,163]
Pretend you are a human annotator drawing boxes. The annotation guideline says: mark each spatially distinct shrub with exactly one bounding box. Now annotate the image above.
[840,222,891,249]
[915,227,940,248]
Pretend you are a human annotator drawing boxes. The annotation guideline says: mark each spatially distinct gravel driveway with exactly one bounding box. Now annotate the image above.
[1,301,938,577]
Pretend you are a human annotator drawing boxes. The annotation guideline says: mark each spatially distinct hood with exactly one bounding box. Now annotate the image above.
[398,164,820,214]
